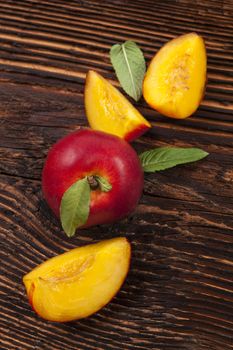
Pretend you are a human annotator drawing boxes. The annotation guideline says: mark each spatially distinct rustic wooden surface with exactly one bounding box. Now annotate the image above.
[0,0,233,349]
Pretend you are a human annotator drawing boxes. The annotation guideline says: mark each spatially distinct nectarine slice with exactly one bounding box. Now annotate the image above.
[143,33,207,119]
[85,70,151,141]
[23,237,131,322]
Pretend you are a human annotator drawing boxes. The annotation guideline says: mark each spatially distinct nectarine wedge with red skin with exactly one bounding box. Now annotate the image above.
[42,129,144,229]
[85,70,151,141]
[23,237,131,322]
[143,33,207,119]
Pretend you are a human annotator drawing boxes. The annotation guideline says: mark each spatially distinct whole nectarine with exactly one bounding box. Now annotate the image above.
[42,129,144,233]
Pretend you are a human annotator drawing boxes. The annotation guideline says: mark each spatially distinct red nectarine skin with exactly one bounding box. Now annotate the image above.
[42,129,144,228]
[125,123,150,142]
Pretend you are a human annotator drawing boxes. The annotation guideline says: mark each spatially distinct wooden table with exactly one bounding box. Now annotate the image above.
[1,1,233,349]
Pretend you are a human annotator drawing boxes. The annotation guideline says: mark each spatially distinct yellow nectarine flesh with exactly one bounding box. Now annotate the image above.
[143,33,207,119]
[85,70,151,141]
[23,237,131,322]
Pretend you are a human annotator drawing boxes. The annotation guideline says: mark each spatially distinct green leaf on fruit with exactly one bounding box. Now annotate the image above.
[110,41,146,101]
[95,176,112,192]
[60,177,90,237]
[139,147,209,172]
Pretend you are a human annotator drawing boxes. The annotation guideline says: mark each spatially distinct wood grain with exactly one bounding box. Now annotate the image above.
[0,0,233,349]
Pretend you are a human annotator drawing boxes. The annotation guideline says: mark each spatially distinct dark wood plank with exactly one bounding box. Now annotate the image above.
[0,0,233,349]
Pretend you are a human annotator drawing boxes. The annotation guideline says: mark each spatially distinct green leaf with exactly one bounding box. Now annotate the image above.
[94,176,112,192]
[139,147,209,172]
[110,41,146,101]
[60,177,90,237]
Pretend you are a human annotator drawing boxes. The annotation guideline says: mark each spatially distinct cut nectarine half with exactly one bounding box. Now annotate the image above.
[23,237,131,322]
[85,70,151,141]
[143,33,207,119]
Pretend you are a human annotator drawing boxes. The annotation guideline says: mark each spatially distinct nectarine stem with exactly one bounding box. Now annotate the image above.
[87,176,99,190]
